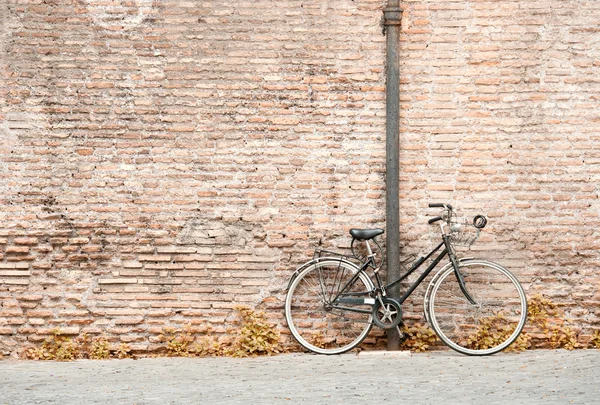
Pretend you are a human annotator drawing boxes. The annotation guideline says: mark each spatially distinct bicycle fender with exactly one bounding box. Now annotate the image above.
[285,257,362,291]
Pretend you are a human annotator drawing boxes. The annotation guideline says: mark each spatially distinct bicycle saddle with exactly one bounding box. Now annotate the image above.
[349,228,384,240]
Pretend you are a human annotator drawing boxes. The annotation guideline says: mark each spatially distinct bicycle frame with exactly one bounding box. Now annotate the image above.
[333,233,476,313]
[383,241,448,305]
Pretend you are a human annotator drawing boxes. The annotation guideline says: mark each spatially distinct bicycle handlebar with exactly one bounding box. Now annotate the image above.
[428,203,488,230]
[428,216,444,224]
[428,203,453,225]
[428,203,453,210]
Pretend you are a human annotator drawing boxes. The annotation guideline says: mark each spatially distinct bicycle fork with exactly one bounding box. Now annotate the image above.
[443,234,478,306]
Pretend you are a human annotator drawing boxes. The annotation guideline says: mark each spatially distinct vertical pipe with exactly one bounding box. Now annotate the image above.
[383,1,402,350]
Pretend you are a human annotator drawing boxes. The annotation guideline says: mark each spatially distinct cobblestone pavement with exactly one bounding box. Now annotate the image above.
[1,350,599,405]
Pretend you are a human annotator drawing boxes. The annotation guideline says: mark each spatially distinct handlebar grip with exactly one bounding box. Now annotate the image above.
[428,203,453,210]
[428,216,443,224]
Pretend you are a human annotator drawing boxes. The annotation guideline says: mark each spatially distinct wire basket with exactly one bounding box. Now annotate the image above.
[448,220,481,247]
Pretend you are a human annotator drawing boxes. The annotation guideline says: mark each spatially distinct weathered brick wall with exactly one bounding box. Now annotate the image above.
[0,0,388,355]
[1,0,599,355]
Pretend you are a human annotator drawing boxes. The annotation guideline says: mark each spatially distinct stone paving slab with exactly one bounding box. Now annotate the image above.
[1,350,599,405]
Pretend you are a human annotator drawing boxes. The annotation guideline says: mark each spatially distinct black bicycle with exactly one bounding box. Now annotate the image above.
[284,203,527,356]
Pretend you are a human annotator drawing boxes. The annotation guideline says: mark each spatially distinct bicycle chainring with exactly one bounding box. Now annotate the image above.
[372,297,403,329]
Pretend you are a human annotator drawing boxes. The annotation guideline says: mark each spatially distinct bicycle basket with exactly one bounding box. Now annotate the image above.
[448,219,481,247]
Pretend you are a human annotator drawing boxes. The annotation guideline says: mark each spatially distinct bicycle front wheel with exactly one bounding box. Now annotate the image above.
[426,260,527,356]
[285,259,374,355]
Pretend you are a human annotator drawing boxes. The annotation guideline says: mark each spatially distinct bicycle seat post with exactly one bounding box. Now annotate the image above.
[365,240,374,258]
[364,239,386,297]
[365,240,381,273]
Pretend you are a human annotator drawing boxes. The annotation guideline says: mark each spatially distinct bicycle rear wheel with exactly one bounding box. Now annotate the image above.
[285,259,374,355]
[426,260,527,356]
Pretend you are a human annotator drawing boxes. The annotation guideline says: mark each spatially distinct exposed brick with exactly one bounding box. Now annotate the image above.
[26,310,53,318]
[138,255,172,262]
[122,261,143,268]
[19,295,44,302]
[0,271,31,277]
[5,247,29,254]
[14,238,38,245]
[98,279,138,285]
[0,279,29,286]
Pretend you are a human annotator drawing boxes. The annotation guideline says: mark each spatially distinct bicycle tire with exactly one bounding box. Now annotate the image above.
[285,259,374,355]
[425,260,527,356]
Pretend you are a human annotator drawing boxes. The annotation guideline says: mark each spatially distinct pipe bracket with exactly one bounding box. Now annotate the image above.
[383,7,402,24]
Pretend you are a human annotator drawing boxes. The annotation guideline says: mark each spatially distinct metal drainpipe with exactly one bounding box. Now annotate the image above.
[383,1,402,350]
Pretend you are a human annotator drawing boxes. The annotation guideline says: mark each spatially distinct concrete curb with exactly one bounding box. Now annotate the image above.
[357,350,412,358]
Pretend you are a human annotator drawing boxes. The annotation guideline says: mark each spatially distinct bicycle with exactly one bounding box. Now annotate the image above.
[284,203,528,356]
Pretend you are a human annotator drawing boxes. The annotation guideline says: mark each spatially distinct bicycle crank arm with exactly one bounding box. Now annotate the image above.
[372,297,403,329]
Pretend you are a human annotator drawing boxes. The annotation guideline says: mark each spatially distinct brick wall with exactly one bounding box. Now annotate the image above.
[1,0,599,356]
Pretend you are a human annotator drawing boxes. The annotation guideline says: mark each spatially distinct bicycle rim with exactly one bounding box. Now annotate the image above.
[427,260,527,356]
[285,259,373,355]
